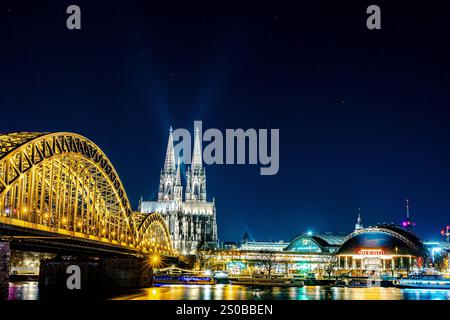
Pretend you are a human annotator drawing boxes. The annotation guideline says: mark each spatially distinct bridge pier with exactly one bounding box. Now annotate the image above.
[39,257,152,293]
[0,241,10,299]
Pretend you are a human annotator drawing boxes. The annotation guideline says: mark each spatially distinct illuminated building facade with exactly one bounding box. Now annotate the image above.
[217,215,445,277]
[336,225,428,276]
[212,233,345,276]
[139,127,218,254]
[285,234,344,254]
[424,241,450,273]
[240,241,288,252]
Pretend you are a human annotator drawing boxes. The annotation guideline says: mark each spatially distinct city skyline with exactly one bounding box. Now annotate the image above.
[1,1,450,243]
[147,125,442,244]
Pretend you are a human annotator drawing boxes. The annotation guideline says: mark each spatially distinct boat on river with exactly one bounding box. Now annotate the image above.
[153,274,216,285]
[333,276,386,288]
[230,277,304,287]
[394,274,450,289]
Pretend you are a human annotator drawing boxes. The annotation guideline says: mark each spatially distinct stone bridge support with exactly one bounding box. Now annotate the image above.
[0,241,10,299]
[39,257,152,292]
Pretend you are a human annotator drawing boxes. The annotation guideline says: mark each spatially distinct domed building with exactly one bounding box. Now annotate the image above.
[285,233,344,254]
[336,224,428,276]
[218,212,438,277]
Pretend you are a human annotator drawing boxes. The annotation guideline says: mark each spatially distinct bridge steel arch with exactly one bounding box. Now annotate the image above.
[136,212,173,254]
[0,132,174,256]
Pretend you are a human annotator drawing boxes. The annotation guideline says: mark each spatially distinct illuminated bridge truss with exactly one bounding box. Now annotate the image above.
[0,132,175,256]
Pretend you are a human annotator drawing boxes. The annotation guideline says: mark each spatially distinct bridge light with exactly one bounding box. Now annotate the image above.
[44,213,49,219]
[62,218,67,224]
[77,222,82,227]
[102,228,107,234]
[21,207,28,214]
[149,253,161,267]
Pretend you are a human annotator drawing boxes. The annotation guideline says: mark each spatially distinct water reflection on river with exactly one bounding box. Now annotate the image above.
[7,281,450,300]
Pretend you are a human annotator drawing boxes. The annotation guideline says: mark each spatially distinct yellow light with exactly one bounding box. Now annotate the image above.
[102,228,107,234]
[62,218,67,224]
[77,222,82,227]
[44,213,49,219]
[149,253,161,267]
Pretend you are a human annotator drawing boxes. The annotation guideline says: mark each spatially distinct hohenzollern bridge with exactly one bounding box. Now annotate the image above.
[0,132,176,258]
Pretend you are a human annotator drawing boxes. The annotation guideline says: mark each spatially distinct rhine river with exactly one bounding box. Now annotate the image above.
[6,281,450,300]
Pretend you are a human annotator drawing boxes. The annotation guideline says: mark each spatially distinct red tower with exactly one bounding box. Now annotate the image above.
[440,226,450,242]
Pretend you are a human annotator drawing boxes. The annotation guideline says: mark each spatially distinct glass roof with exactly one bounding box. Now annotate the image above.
[314,234,346,246]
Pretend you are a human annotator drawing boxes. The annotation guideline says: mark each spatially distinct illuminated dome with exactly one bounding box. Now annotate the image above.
[285,234,345,253]
[336,225,427,257]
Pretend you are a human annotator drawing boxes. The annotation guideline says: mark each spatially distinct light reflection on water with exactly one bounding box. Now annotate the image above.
[102,285,450,301]
[8,282,40,300]
[7,282,450,300]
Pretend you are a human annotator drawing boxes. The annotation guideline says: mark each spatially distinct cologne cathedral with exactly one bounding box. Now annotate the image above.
[139,126,218,254]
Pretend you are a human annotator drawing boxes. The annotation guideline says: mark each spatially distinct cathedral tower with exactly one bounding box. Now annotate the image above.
[140,123,218,254]
[158,127,177,201]
[185,126,207,202]
[174,158,183,201]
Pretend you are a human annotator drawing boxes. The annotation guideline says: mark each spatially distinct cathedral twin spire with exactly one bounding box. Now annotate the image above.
[158,125,207,203]
[163,126,176,174]
[191,126,202,171]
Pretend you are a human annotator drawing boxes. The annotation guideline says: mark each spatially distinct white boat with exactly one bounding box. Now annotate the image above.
[394,274,450,290]
[230,277,304,287]
[153,274,216,285]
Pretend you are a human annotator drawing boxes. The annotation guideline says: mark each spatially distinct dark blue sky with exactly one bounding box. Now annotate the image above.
[1,1,449,242]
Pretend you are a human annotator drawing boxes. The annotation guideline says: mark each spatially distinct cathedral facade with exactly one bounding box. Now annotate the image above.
[139,126,218,254]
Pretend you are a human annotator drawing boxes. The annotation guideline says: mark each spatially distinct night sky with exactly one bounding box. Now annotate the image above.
[1,1,450,243]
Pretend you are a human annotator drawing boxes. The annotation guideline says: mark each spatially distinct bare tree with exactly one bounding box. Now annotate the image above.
[194,240,215,271]
[322,254,338,279]
[259,251,276,277]
[433,254,448,273]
